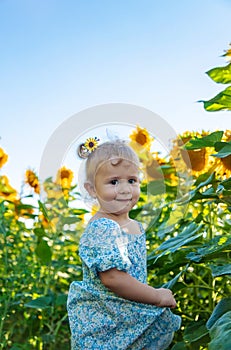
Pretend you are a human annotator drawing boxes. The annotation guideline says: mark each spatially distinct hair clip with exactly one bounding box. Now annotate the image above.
[77,137,100,159]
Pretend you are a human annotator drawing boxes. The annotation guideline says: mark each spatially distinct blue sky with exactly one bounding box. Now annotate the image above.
[0,0,231,191]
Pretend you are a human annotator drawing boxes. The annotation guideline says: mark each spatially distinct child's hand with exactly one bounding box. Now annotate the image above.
[155,288,177,308]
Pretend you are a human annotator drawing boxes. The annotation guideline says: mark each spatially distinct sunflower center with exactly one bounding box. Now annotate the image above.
[136,132,147,145]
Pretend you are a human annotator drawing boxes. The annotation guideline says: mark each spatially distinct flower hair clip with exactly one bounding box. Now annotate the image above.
[77,137,100,159]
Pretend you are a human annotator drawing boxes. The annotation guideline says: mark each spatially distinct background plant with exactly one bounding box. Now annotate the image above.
[0,166,86,349]
[200,43,231,112]
[126,124,231,349]
[1,45,231,350]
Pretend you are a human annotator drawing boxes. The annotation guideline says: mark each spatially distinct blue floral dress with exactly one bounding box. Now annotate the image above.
[67,218,181,349]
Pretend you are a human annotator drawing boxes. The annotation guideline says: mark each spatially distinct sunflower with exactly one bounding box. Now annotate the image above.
[0,148,8,168]
[0,175,18,201]
[84,137,100,152]
[170,131,214,176]
[56,166,74,190]
[129,125,153,150]
[25,170,40,194]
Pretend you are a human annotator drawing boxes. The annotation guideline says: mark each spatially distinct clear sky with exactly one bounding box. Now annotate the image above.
[0,0,230,192]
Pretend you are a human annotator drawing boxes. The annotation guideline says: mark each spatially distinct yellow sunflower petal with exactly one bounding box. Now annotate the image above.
[0,148,8,168]
[84,137,99,152]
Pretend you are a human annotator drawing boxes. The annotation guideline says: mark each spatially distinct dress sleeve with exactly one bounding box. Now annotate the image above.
[79,219,131,275]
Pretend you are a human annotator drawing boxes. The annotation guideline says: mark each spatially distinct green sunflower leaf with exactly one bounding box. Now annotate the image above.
[199,86,231,112]
[184,320,209,342]
[206,63,231,84]
[24,296,52,309]
[153,222,203,260]
[35,239,52,265]
[213,141,231,158]
[187,236,231,263]
[206,298,231,329]
[209,264,231,277]
[184,131,223,150]
[208,311,231,350]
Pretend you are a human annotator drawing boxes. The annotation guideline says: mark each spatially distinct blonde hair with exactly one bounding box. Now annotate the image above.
[85,140,140,184]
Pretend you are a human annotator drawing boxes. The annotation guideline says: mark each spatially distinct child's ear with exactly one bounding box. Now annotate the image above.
[84,182,96,198]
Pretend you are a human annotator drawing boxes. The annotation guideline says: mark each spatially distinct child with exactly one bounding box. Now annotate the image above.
[67,139,181,349]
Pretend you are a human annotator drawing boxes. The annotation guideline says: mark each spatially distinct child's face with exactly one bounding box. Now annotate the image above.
[93,159,140,216]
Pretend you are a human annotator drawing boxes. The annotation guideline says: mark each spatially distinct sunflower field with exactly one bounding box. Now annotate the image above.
[0,46,231,350]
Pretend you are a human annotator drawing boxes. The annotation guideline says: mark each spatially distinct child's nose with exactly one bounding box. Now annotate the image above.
[117,182,131,193]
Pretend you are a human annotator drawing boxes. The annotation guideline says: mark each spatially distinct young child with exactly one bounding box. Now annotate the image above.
[67,139,181,349]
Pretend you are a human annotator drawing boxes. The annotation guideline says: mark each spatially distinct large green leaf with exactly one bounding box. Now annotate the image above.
[188,188,218,202]
[208,311,231,350]
[24,296,52,309]
[184,131,223,150]
[184,320,209,342]
[187,236,231,263]
[207,298,231,329]
[219,177,231,190]
[35,238,52,264]
[200,86,231,112]
[206,63,231,84]
[153,223,203,260]
[213,141,231,158]
[187,172,218,202]
[209,264,231,277]
[193,172,216,189]
[149,249,188,272]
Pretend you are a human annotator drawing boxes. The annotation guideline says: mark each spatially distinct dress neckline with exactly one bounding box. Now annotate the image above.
[88,217,145,236]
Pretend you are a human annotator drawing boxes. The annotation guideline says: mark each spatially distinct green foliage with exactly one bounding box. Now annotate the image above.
[208,312,231,350]
[0,182,84,349]
[200,44,231,112]
[207,299,231,350]
[201,87,231,112]
[0,131,231,349]
[184,131,224,149]
[132,129,231,349]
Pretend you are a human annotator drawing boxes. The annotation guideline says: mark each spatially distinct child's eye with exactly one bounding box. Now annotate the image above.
[128,178,136,184]
[110,179,118,185]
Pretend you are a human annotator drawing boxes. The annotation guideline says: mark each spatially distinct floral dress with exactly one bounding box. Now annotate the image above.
[67,218,181,350]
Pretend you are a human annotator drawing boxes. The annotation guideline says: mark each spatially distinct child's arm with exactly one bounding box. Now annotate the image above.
[99,268,176,308]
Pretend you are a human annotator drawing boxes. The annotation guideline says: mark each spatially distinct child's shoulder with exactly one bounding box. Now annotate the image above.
[88,216,120,229]
[80,217,121,247]
[84,217,120,237]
